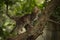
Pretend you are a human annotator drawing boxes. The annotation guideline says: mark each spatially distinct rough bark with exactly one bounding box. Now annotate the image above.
[7,0,60,40]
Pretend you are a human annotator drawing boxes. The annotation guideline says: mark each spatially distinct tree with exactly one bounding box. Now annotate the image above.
[0,0,60,40]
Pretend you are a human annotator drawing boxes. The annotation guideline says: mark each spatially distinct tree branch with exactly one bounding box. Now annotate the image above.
[48,19,60,24]
[5,0,13,19]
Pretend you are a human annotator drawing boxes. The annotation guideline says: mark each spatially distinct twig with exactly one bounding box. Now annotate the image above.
[48,19,60,24]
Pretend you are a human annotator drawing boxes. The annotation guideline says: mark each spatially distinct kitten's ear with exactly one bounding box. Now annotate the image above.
[33,6,39,14]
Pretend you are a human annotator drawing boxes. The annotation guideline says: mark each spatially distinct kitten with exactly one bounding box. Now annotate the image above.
[6,6,41,34]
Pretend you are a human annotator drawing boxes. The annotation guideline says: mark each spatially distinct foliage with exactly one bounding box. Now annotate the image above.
[0,0,45,40]
[51,5,60,22]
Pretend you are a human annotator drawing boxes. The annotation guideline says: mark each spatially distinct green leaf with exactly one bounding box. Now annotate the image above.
[35,0,45,6]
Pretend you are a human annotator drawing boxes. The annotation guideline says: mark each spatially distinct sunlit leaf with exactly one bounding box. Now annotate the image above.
[35,0,45,6]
